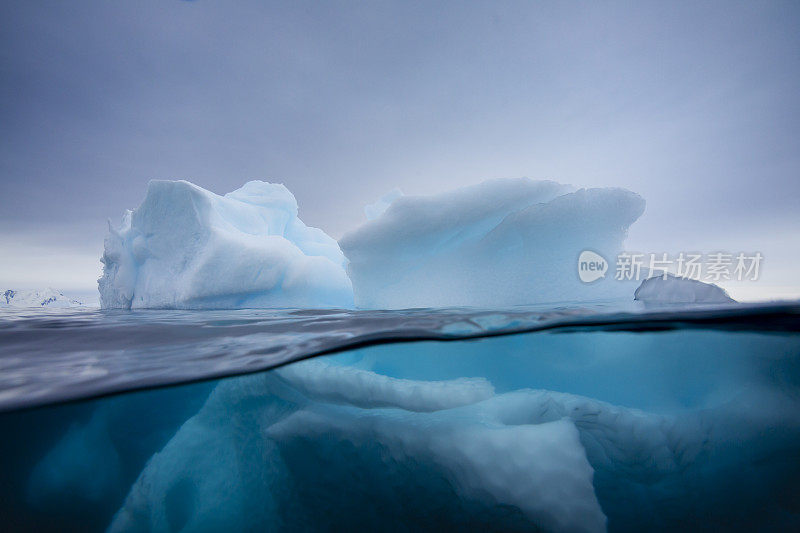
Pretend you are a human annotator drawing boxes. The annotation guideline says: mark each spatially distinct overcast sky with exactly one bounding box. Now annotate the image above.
[1,0,799,297]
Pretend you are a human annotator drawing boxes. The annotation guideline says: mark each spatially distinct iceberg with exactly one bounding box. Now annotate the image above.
[19,319,800,531]
[634,273,735,304]
[104,340,800,532]
[340,179,645,308]
[97,177,645,310]
[1,288,83,308]
[108,362,607,533]
[98,180,353,309]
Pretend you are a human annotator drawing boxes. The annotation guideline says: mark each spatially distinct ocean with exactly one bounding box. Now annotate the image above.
[1,302,799,531]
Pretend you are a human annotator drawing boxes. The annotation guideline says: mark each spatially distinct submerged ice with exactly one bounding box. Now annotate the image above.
[23,326,800,532]
[108,362,606,533]
[99,180,353,309]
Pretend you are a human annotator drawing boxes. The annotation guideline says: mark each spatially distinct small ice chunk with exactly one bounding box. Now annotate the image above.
[634,273,735,304]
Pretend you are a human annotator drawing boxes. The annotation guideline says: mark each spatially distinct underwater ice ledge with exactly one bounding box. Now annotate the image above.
[24,327,800,531]
[99,178,655,309]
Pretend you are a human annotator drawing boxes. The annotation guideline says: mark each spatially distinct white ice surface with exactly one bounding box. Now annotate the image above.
[99,180,353,309]
[340,178,645,308]
[98,177,648,309]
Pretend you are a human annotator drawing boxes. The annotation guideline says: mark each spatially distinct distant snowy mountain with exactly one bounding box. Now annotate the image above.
[1,288,84,308]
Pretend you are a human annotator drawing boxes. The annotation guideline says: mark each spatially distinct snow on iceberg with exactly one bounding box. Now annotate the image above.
[634,273,735,304]
[1,288,83,308]
[339,178,645,308]
[99,180,353,309]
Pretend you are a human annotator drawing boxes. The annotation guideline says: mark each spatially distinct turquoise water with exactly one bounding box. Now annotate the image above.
[1,304,799,531]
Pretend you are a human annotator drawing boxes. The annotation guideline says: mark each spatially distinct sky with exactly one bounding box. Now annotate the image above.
[1,0,799,299]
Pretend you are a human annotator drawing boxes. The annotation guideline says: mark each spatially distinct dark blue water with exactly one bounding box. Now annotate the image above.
[1,303,799,532]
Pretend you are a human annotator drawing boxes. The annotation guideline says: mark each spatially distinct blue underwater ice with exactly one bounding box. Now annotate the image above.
[1,304,799,532]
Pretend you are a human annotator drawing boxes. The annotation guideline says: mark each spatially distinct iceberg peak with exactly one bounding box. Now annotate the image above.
[364,187,403,221]
[99,180,353,310]
[340,178,644,308]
